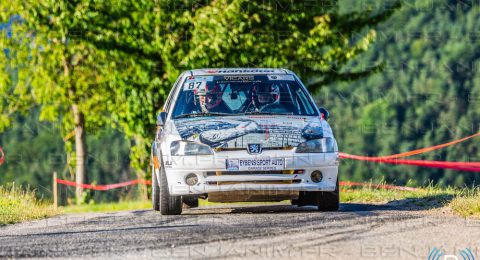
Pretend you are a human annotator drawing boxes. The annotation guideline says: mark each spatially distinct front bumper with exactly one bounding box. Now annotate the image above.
[159,150,339,196]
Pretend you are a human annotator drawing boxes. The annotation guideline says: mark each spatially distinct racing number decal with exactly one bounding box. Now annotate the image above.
[185,81,204,90]
[183,76,212,91]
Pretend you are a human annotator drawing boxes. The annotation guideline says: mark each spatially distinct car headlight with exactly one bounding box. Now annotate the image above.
[296,138,337,153]
[170,141,213,156]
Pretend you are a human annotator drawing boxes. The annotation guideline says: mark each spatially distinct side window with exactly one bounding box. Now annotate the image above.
[221,84,246,111]
[278,83,295,105]
[296,89,315,115]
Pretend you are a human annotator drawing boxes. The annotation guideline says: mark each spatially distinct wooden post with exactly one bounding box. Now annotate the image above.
[53,172,58,209]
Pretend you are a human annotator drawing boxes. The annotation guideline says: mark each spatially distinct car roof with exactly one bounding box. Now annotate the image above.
[188,68,294,76]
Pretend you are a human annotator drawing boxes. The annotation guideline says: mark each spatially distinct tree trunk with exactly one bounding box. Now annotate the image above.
[72,104,87,204]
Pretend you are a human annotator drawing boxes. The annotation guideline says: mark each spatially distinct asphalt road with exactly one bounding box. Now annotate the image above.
[1,202,479,259]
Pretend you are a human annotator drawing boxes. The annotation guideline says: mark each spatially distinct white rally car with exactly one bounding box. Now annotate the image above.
[151,68,339,215]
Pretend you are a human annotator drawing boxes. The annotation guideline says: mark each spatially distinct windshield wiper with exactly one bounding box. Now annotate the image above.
[175,112,233,119]
[244,111,294,116]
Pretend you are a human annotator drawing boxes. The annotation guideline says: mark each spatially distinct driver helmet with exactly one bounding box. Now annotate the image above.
[253,84,280,109]
[205,84,223,110]
[194,84,223,111]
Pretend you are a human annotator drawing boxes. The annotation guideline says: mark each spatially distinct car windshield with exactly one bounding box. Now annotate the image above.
[172,74,319,119]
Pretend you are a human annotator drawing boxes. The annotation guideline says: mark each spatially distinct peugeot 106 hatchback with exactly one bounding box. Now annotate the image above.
[151,68,339,215]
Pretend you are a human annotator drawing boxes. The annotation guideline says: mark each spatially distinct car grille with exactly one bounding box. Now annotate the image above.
[206,180,302,185]
[206,170,305,176]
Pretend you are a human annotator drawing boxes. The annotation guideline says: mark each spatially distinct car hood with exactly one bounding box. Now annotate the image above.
[170,115,333,149]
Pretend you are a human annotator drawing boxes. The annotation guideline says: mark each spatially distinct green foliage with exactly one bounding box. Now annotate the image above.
[325,0,480,186]
[0,110,133,202]
[0,1,126,200]
[0,1,118,131]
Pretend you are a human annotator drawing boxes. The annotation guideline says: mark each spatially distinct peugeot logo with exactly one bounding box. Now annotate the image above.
[247,144,262,154]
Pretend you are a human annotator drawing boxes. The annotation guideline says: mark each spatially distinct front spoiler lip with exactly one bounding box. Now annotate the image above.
[170,182,337,195]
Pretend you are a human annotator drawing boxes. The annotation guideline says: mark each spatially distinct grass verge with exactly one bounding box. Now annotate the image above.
[0,184,60,226]
[340,185,457,204]
[449,189,480,218]
[341,183,480,217]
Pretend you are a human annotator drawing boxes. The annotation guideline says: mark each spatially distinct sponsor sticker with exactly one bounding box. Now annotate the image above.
[186,76,213,82]
[226,158,285,171]
[267,75,295,81]
[226,159,240,171]
[223,75,255,81]
[210,69,278,74]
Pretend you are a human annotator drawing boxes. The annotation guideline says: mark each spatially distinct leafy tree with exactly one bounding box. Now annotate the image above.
[0,1,120,203]
[0,110,133,202]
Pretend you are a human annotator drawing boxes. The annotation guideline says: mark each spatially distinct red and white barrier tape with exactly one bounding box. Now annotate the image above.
[360,132,480,159]
[339,131,480,171]
[339,154,480,172]
[56,179,151,191]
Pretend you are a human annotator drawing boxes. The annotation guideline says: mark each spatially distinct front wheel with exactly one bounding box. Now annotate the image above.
[152,166,160,211]
[316,179,340,211]
[293,179,340,211]
[158,159,182,215]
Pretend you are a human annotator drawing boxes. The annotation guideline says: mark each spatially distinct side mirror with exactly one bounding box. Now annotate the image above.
[319,107,329,121]
[157,112,168,126]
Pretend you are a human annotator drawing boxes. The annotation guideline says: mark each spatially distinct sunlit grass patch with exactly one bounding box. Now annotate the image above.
[0,184,60,226]
[340,182,480,217]
[449,188,480,218]
[340,182,457,205]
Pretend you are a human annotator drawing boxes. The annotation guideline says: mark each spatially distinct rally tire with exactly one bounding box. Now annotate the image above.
[293,179,340,211]
[152,166,160,211]
[159,160,182,215]
[316,179,340,211]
